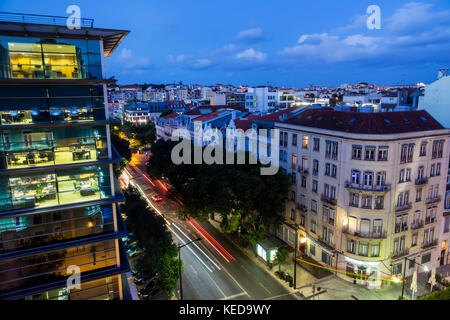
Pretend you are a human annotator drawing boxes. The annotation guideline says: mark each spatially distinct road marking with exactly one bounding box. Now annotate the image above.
[220,292,249,300]
[172,222,222,271]
[240,265,250,274]
[204,266,227,299]
[190,265,198,276]
[258,282,271,295]
[264,292,299,300]
[168,226,213,273]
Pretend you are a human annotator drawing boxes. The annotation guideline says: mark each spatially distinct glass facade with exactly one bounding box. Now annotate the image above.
[0,239,117,292]
[0,205,114,252]
[0,36,102,80]
[0,165,113,212]
[0,126,108,169]
[0,85,106,126]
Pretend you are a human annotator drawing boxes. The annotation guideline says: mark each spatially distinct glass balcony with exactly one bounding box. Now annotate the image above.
[0,204,115,253]
[0,165,114,212]
[0,127,109,169]
[0,239,117,293]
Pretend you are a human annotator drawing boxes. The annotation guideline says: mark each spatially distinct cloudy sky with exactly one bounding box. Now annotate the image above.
[2,0,450,87]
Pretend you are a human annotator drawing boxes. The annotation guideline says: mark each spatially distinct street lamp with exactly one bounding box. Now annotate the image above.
[178,237,202,300]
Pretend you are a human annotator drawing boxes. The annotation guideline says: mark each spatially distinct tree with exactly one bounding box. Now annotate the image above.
[274,248,289,272]
[156,253,183,296]
[122,121,156,147]
[110,131,132,176]
[147,140,291,245]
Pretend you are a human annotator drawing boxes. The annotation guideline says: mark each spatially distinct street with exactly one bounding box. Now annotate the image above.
[121,153,298,300]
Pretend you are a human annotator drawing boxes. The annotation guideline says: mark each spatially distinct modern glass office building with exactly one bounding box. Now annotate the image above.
[0,12,131,300]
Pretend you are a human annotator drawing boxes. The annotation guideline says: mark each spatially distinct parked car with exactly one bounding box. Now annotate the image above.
[134,270,157,284]
[138,279,161,299]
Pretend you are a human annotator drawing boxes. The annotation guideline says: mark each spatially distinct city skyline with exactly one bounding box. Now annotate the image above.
[1,0,449,87]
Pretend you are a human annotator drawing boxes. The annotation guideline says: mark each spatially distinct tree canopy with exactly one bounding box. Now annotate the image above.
[147,139,290,244]
[122,121,156,147]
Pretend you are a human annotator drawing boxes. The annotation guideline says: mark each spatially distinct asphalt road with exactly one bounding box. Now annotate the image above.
[121,153,298,301]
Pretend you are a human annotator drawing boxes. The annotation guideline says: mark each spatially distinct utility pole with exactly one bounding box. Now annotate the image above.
[401,256,407,299]
[294,230,298,289]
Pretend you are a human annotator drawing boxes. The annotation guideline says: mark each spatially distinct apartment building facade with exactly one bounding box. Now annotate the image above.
[0,13,131,300]
[275,108,450,288]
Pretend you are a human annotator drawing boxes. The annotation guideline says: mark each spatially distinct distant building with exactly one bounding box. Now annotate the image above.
[419,69,450,128]
[245,87,277,113]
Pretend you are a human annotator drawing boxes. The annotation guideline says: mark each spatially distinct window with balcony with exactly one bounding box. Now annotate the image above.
[323,206,335,225]
[351,170,361,185]
[350,192,359,207]
[363,171,373,188]
[395,214,408,233]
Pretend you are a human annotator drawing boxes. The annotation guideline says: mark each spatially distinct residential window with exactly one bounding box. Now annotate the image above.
[347,239,355,254]
[325,163,331,176]
[411,233,418,247]
[311,200,317,213]
[378,148,388,161]
[416,188,422,202]
[363,172,373,187]
[290,209,295,221]
[405,168,411,182]
[436,163,441,176]
[292,153,297,170]
[309,243,316,256]
[300,215,305,227]
[365,147,375,161]
[358,242,368,256]
[291,173,297,185]
[371,243,380,257]
[362,195,372,209]
[312,180,318,193]
[350,192,359,207]
[290,191,296,201]
[351,170,361,185]
[331,165,337,178]
[352,146,362,160]
[313,138,320,151]
[375,196,384,209]
[444,217,450,233]
[321,251,331,265]
[312,159,319,176]
[430,164,436,177]
[399,169,405,183]
[376,172,386,186]
[421,253,431,264]
[292,134,297,146]
[432,140,444,159]
[310,220,316,234]
[301,176,307,188]
[302,136,309,149]
[420,142,427,157]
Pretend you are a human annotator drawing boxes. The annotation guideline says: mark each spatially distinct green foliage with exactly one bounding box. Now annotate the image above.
[123,186,180,294]
[147,139,291,244]
[110,132,132,176]
[418,286,450,300]
[122,121,156,147]
[274,248,289,271]
[155,253,183,297]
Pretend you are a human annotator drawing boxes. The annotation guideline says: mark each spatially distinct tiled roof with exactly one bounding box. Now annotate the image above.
[185,105,247,115]
[162,113,178,120]
[280,109,444,134]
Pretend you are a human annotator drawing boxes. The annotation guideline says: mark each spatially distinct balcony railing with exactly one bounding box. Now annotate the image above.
[395,202,412,212]
[343,227,387,239]
[318,237,336,251]
[345,181,391,192]
[392,248,410,259]
[426,195,441,205]
[394,224,409,233]
[411,220,424,230]
[421,239,438,249]
[425,216,437,225]
[0,11,94,28]
[321,194,337,206]
[415,177,428,185]
[298,167,309,175]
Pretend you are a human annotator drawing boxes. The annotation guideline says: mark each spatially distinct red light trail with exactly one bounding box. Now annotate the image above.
[187,217,236,261]
[185,217,230,263]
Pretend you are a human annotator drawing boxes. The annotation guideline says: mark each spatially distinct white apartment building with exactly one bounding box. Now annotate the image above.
[275,108,450,288]
[419,70,450,129]
[245,87,277,113]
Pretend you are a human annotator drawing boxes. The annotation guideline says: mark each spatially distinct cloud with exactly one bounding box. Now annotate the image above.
[169,54,214,70]
[237,27,264,42]
[235,48,267,62]
[279,2,450,66]
[114,48,154,73]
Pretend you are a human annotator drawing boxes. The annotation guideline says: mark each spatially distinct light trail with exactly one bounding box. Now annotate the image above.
[168,225,213,273]
[186,218,230,263]
[158,180,169,192]
[172,223,221,271]
[187,217,236,261]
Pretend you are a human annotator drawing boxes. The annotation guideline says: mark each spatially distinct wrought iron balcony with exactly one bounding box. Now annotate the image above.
[426,195,441,205]
[345,181,391,192]
[411,220,424,230]
[391,248,410,260]
[421,239,438,249]
[321,194,337,206]
[415,177,428,185]
[425,216,437,225]
[296,203,307,212]
[343,227,387,239]
[298,167,309,175]
[395,202,412,212]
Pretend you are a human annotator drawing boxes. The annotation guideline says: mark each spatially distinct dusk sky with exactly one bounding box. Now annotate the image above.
[1,0,450,87]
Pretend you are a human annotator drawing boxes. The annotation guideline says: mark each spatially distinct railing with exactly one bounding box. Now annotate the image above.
[394,224,409,233]
[425,216,437,225]
[415,177,428,185]
[395,202,412,212]
[411,220,424,230]
[345,181,391,192]
[391,248,410,259]
[298,167,308,174]
[0,11,94,28]
[343,227,387,239]
[421,239,438,249]
[318,237,335,251]
[426,195,441,205]
[321,195,337,206]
